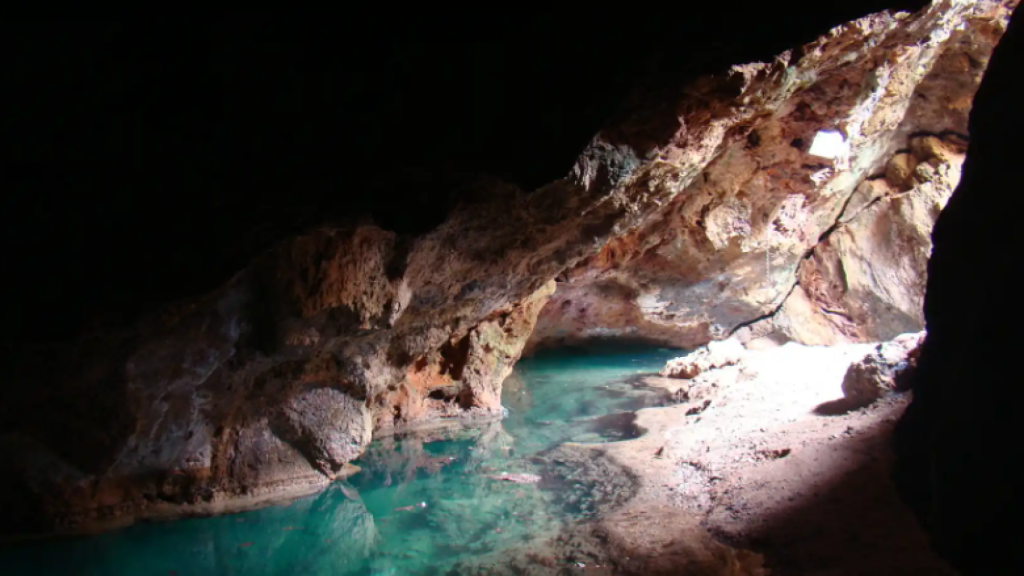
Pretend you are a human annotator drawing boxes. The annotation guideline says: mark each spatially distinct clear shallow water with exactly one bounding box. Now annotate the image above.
[1,345,680,576]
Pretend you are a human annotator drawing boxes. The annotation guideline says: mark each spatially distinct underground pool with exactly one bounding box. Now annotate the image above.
[0,345,680,575]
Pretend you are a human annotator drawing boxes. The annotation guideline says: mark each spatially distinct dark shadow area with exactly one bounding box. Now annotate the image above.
[813,398,863,415]
[895,6,1024,575]
[708,417,955,575]
[0,1,929,346]
[0,483,378,575]
[816,390,912,416]
[528,337,685,360]
[581,411,645,442]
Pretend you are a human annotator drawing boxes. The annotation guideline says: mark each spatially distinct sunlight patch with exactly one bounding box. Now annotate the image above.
[808,129,850,160]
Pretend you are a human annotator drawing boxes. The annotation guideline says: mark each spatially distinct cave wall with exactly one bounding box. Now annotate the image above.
[896,5,1024,574]
[752,133,966,344]
[527,0,1014,352]
[0,0,1002,534]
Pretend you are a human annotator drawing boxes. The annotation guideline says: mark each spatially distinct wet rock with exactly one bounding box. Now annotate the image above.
[2,0,1014,533]
[273,387,371,477]
[536,444,638,517]
[485,473,542,484]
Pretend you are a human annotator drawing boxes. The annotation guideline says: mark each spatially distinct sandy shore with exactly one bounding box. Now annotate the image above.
[459,340,954,575]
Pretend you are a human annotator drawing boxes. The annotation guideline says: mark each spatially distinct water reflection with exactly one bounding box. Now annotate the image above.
[2,483,378,576]
[0,346,681,575]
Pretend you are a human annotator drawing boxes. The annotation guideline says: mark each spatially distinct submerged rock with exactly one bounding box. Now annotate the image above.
[485,473,542,484]
[2,0,1015,533]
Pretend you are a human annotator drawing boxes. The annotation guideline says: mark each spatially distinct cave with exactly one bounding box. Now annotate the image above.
[1,2,1022,574]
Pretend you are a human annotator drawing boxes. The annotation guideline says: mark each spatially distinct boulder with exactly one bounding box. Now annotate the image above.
[841,331,925,406]
[661,338,746,380]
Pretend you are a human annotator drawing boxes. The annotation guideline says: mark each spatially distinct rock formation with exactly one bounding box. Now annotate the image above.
[528,0,1013,352]
[461,332,945,575]
[0,0,1017,537]
[896,4,1024,574]
[660,338,745,380]
[840,331,924,407]
[743,136,965,345]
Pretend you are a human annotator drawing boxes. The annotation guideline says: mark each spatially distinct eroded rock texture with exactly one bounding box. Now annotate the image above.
[660,338,745,380]
[528,0,1013,352]
[841,331,924,406]
[0,0,1011,534]
[0,226,559,530]
[755,135,966,344]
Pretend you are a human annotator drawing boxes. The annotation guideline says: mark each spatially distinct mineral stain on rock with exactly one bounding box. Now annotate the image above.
[528,1,1011,353]
[0,1,1019,575]
[0,346,681,575]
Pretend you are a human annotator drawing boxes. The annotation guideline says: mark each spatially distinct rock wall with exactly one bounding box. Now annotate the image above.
[0,220,562,531]
[0,0,1006,533]
[896,5,1024,574]
[528,0,1013,352]
[750,134,966,344]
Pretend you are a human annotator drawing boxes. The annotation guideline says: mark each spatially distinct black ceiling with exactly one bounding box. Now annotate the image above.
[0,1,928,340]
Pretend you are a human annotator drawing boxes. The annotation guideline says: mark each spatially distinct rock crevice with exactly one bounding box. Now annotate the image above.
[0,0,1015,534]
[527,1,1012,353]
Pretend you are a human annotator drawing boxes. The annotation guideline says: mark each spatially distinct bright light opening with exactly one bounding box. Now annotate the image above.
[808,129,850,160]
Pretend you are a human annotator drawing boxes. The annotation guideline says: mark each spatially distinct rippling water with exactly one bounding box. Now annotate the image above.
[1,344,680,575]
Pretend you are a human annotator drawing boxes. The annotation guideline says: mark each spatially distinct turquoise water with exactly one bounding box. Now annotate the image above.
[0,345,680,575]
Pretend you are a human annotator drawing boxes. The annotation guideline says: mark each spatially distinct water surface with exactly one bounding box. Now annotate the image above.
[1,344,679,575]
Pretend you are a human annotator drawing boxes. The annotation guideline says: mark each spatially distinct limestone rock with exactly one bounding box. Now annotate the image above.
[661,338,745,379]
[766,133,966,344]
[527,2,1012,352]
[886,153,919,189]
[273,388,371,477]
[841,331,925,406]
[1,0,1014,533]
